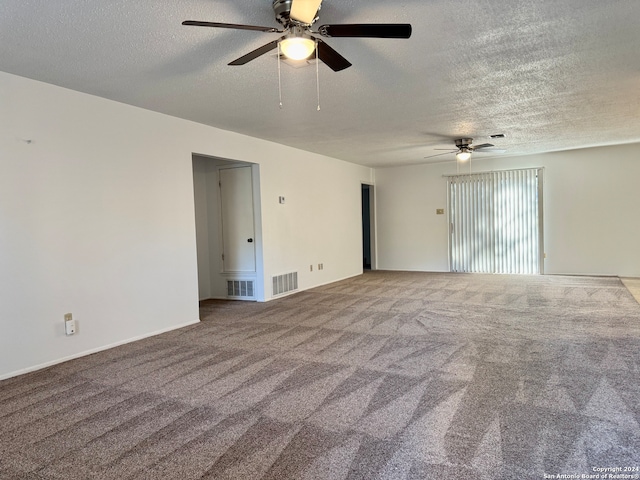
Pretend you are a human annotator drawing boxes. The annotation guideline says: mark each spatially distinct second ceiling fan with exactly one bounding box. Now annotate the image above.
[426,138,506,162]
[182,0,412,72]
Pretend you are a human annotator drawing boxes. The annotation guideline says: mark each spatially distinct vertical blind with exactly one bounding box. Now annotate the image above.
[447,168,543,274]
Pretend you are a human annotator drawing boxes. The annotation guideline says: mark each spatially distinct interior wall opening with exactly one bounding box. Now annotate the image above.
[362,183,376,271]
[192,154,263,303]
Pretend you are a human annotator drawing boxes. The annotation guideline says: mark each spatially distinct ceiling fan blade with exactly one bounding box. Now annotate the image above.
[315,39,352,72]
[424,150,457,159]
[317,24,412,39]
[471,143,495,150]
[290,0,323,25]
[228,37,284,65]
[182,20,281,33]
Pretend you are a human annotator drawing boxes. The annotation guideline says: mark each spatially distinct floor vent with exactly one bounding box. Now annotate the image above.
[273,272,298,296]
[227,280,254,299]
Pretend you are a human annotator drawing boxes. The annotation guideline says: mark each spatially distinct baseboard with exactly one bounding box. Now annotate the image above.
[0,319,201,381]
[199,296,229,302]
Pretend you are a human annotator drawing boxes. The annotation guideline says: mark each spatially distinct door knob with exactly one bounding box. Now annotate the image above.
[247,238,253,243]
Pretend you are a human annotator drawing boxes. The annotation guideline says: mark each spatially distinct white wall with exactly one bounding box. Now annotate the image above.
[192,152,370,302]
[258,147,370,293]
[375,143,640,277]
[192,157,213,300]
[0,71,372,379]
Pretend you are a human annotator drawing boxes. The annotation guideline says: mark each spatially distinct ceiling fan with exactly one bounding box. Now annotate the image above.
[182,0,412,72]
[425,138,506,162]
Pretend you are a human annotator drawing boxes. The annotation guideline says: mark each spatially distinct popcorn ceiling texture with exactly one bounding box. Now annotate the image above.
[1,0,639,166]
[1,271,639,479]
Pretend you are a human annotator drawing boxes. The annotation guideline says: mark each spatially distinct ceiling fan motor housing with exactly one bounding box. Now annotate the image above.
[455,138,473,149]
[273,0,293,25]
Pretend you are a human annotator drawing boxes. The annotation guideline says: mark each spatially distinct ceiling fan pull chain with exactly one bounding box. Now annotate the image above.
[316,40,320,111]
[277,42,283,109]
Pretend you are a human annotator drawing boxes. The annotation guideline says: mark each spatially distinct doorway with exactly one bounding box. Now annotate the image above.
[361,184,375,270]
[192,156,262,301]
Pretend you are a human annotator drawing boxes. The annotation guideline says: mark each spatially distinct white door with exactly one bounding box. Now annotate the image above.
[219,166,256,273]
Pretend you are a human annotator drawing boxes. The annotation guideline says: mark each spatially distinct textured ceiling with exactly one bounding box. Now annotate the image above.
[1,0,639,167]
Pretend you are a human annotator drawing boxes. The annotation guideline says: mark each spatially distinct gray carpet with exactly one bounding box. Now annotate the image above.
[1,271,640,479]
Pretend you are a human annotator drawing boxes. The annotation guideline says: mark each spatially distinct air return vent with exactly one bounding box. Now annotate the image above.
[227,280,255,299]
[273,272,298,297]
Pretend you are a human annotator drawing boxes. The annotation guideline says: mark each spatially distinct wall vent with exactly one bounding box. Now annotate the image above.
[272,272,298,296]
[227,280,255,299]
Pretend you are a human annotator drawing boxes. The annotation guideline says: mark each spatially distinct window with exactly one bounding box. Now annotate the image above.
[447,168,543,274]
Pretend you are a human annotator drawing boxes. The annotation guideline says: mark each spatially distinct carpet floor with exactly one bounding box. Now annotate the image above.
[1,271,640,479]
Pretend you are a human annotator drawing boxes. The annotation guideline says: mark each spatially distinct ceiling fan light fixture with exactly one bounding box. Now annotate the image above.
[456,148,471,162]
[279,36,315,60]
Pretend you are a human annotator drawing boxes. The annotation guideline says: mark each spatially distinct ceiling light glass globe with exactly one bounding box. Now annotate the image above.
[280,37,315,60]
[456,150,471,162]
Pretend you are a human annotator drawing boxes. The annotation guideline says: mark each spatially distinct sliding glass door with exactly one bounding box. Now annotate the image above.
[447,168,543,274]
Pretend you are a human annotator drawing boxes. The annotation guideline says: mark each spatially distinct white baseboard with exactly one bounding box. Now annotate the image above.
[0,319,200,381]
